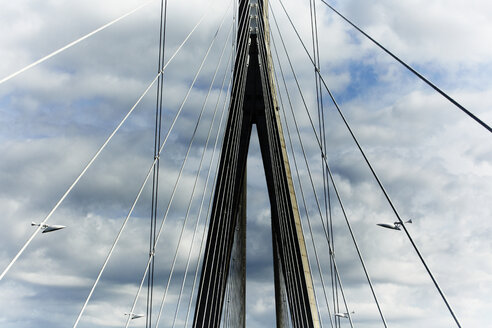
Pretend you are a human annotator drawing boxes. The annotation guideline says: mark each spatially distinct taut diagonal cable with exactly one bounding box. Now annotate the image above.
[272,44,335,328]
[170,32,234,328]
[319,0,490,134]
[154,19,234,328]
[0,0,155,85]
[123,7,232,327]
[272,0,462,326]
[183,76,230,327]
[270,2,391,326]
[268,20,353,327]
[254,5,326,325]
[192,8,252,324]
[0,3,212,285]
[148,0,169,326]
[71,11,214,328]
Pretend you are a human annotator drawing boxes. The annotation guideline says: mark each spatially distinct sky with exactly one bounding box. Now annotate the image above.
[0,0,491,327]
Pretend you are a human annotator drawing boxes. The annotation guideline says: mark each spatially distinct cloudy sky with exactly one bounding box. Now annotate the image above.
[0,0,491,327]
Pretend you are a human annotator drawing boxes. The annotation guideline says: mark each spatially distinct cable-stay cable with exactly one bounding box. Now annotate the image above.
[182,49,238,328]
[0,6,213,284]
[221,7,240,327]
[156,8,235,328]
[308,0,327,205]
[319,0,491,134]
[281,75,333,328]
[0,0,155,85]
[170,36,233,328]
[150,95,214,327]
[268,22,351,328]
[193,46,248,325]
[249,10,303,326]
[154,21,234,328]
[183,77,231,327]
[309,4,337,319]
[272,1,462,326]
[174,69,232,328]
[206,69,246,326]
[154,71,226,328]
[72,11,217,328]
[3,71,158,284]
[254,5,326,326]
[270,3,391,326]
[272,37,335,328]
[275,50,357,328]
[280,70,355,328]
[192,8,252,325]
[147,0,168,326]
[183,129,224,328]
[320,69,463,328]
[205,79,232,327]
[277,26,387,324]
[203,54,246,327]
[307,2,339,325]
[259,2,319,324]
[309,0,330,235]
[124,9,232,328]
[274,0,490,135]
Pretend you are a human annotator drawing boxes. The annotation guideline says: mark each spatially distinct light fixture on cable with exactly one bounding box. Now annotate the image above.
[31,222,66,233]
[124,313,144,320]
[377,219,412,231]
[334,311,354,319]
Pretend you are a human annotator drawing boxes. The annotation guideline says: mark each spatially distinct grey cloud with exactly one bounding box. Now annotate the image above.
[1,0,492,327]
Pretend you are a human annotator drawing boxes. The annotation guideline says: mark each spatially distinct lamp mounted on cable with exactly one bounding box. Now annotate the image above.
[31,222,66,233]
[377,219,412,231]
[334,311,355,319]
[124,313,144,320]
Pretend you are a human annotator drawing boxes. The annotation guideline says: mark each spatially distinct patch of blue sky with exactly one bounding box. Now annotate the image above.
[69,96,154,135]
[0,93,12,107]
[411,60,451,88]
[331,59,382,103]
[194,76,230,94]
[50,61,78,76]
[339,26,492,101]
[0,94,19,142]
[0,92,67,141]
[423,61,492,92]
[46,97,109,137]
[1,95,132,141]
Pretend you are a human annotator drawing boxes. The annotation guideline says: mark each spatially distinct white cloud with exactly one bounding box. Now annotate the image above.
[1,0,491,327]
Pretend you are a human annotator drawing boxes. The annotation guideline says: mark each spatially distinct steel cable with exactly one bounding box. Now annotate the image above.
[192,8,251,325]
[0,0,155,85]
[123,7,231,327]
[0,4,213,284]
[72,10,218,328]
[270,2,388,326]
[167,24,234,328]
[254,13,310,327]
[319,0,491,134]
[273,0,461,326]
[183,70,233,328]
[269,23,348,328]
[147,0,168,326]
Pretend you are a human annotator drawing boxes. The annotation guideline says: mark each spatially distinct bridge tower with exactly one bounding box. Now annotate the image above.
[193,1,320,326]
